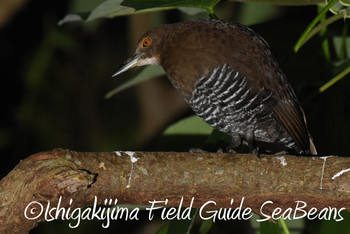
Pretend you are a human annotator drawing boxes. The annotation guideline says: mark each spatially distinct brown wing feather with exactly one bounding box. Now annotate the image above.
[272,99,310,153]
[234,23,316,154]
[269,68,316,154]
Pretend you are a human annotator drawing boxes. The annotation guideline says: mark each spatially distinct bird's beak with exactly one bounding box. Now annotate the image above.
[112,53,141,77]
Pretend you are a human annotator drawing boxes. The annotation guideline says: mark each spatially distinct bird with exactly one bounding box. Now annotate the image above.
[113,19,317,155]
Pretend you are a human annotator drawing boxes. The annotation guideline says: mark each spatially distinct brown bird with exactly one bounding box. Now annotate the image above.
[113,19,317,155]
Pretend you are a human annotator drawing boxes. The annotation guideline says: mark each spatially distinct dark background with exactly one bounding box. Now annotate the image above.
[1,0,349,233]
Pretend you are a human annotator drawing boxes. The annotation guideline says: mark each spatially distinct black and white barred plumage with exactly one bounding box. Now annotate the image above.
[189,64,297,152]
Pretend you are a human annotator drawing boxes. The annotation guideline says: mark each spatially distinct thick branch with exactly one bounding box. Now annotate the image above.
[0,149,349,233]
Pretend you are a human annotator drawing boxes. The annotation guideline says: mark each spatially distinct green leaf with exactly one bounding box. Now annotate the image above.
[167,208,197,234]
[156,222,170,234]
[70,0,105,13]
[328,0,350,16]
[58,14,85,25]
[260,220,282,234]
[294,0,339,53]
[121,0,221,14]
[300,9,350,53]
[251,215,304,234]
[60,0,327,24]
[332,24,350,60]
[237,2,279,26]
[87,0,136,21]
[155,209,197,234]
[278,218,290,234]
[319,65,350,93]
[62,0,220,23]
[163,115,213,136]
[319,211,350,234]
[105,65,165,98]
[199,219,213,234]
[177,7,207,15]
[205,129,231,146]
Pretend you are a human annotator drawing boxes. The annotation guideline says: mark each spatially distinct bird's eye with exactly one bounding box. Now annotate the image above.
[142,37,152,48]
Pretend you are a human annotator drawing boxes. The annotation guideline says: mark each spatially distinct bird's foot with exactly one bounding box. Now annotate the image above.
[216,148,224,153]
[252,147,260,159]
[274,150,289,156]
[189,147,225,153]
[189,148,208,153]
[225,145,237,154]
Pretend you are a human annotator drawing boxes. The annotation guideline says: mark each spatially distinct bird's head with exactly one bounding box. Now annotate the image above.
[112,25,169,77]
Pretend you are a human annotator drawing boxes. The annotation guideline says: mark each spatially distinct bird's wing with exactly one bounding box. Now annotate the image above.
[228,25,314,154]
[269,73,312,154]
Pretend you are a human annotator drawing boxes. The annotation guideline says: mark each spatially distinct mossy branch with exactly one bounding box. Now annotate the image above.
[0,149,349,233]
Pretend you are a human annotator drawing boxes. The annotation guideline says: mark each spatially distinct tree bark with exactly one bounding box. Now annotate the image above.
[0,149,349,233]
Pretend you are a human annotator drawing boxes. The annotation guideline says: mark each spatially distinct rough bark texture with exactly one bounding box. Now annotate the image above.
[0,149,349,233]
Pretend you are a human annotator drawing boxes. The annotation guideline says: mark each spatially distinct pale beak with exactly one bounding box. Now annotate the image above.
[112,53,141,77]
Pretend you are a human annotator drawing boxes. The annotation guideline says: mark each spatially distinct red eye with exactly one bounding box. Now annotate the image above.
[142,37,151,48]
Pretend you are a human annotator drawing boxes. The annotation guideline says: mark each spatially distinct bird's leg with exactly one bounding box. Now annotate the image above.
[231,133,242,148]
[189,148,208,153]
[226,133,241,153]
[252,147,260,159]
[245,130,260,158]
[274,150,288,156]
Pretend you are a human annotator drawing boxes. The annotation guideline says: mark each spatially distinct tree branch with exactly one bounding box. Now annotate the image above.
[1,149,349,233]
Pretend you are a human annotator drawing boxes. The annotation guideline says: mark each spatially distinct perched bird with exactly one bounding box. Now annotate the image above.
[113,19,317,155]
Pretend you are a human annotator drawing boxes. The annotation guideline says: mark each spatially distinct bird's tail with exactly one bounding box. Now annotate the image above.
[309,138,317,155]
